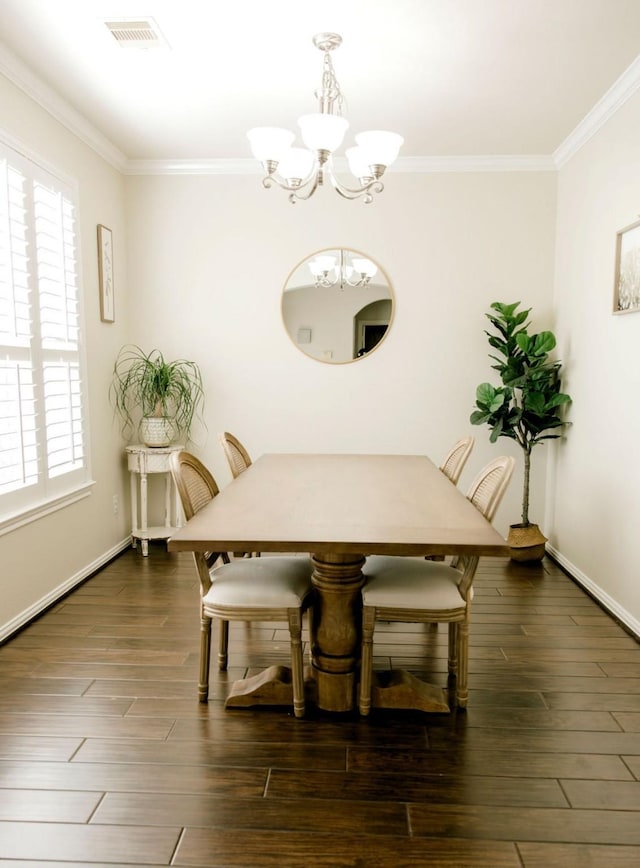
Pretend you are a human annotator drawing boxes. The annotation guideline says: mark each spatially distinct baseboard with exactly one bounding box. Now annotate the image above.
[546,544,640,641]
[0,536,132,644]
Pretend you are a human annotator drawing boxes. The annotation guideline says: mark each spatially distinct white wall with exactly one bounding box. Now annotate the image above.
[548,88,640,632]
[0,74,131,635]
[125,170,557,536]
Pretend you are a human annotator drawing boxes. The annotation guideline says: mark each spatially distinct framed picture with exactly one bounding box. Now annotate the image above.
[97,224,114,322]
[613,218,640,314]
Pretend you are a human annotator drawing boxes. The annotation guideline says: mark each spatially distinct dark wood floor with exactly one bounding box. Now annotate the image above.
[1,547,640,867]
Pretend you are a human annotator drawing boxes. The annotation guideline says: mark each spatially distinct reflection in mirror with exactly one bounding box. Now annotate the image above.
[282,248,394,363]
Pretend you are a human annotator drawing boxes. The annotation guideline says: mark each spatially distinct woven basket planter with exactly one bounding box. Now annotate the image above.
[507,523,547,562]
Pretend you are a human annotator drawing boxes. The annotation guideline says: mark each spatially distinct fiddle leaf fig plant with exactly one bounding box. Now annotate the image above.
[470,302,571,526]
[110,345,204,444]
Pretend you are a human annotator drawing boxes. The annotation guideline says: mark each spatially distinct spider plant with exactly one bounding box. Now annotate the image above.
[110,345,204,443]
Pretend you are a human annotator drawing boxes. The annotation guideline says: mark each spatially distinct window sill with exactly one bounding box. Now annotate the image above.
[0,481,95,537]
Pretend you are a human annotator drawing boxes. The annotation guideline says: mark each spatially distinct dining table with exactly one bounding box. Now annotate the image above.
[167,453,510,714]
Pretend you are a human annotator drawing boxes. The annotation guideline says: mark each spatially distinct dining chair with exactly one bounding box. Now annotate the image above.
[439,435,475,485]
[219,431,260,557]
[426,436,475,562]
[169,450,314,717]
[220,431,252,479]
[358,454,515,714]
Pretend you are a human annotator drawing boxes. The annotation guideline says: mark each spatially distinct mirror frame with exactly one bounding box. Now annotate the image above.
[281,247,395,364]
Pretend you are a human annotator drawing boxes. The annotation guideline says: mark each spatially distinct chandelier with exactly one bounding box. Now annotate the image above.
[308,249,378,288]
[247,33,404,204]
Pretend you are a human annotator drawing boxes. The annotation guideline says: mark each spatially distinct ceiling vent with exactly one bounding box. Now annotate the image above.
[104,19,168,49]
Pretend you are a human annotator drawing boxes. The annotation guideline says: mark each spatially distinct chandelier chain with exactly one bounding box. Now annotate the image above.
[317,52,343,116]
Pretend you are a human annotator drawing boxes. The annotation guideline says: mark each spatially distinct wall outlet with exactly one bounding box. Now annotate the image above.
[112,494,119,515]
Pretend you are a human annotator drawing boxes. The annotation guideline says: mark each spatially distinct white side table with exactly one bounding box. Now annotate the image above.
[126,443,185,556]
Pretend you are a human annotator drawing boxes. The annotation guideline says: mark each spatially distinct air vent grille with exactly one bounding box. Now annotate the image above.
[104,19,167,48]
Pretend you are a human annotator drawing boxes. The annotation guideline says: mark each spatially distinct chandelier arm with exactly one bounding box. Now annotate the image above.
[341,274,366,287]
[287,171,323,204]
[262,174,304,193]
[261,172,320,204]
[260,159,322,201]
[314,271,339,288]
[325,164,385,203]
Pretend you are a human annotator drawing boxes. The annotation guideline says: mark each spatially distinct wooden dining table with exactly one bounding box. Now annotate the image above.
[167,453,510,714]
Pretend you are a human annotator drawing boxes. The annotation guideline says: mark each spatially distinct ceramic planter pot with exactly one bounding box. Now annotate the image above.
[507,523,547,562]
[139,416,175,447]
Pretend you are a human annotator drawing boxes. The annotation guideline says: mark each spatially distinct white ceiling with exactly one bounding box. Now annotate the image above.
[1,0,640,167]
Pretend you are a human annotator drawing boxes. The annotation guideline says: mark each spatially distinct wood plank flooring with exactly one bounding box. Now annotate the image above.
[1,547,639,867]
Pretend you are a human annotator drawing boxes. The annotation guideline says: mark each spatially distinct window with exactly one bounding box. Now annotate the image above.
[0,137,91,529]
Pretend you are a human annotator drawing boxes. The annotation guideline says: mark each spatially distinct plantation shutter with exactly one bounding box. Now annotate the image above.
[34,177,84,478]
[0,139,88,520]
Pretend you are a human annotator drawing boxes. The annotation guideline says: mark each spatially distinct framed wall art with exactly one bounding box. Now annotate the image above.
[97,223,114,322]
[613,217,640,314]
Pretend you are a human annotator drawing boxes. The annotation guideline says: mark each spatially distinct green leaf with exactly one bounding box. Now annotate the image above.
[470,410,489,425]
[502,365,526,387]
[489,418,503,442]
[491,301,521,319]
[525,391,545,415]
[532,331,556,355]
[515,332,531,353]
[513,309,530,327]
[476,383,496,405]
[545,392,571,409]
[487,336,509,354]
[488,353,507,367]
[485,317,509,339]
[489,392,507,412]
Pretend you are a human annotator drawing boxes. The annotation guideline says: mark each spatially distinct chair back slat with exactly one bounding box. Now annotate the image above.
[440,436,474,485]
[169,451,229,591]
[466,455,515,523]
[220,431,252,479]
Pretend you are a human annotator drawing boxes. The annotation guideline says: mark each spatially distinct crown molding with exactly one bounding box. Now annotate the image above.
[0,40,127,172]
[389,155,556,173]
[123,158,261,175]
[124,153,556,176]
[553,53,640,167]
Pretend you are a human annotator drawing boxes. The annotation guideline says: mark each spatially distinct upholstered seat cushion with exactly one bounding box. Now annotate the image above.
[205,556,313,609]
[362,556,465,611]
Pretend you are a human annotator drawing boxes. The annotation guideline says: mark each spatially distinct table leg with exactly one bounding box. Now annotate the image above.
[174,477,183,528]
[140,470,149,557]
[310,552,366,712]
[129,471,138,549]
[163,473,172,527]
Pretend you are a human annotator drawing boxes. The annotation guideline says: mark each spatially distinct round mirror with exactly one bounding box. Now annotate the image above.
[282,248,394,363]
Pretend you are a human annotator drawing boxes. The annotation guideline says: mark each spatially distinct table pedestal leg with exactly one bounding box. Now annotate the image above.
[310,552,366,712]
